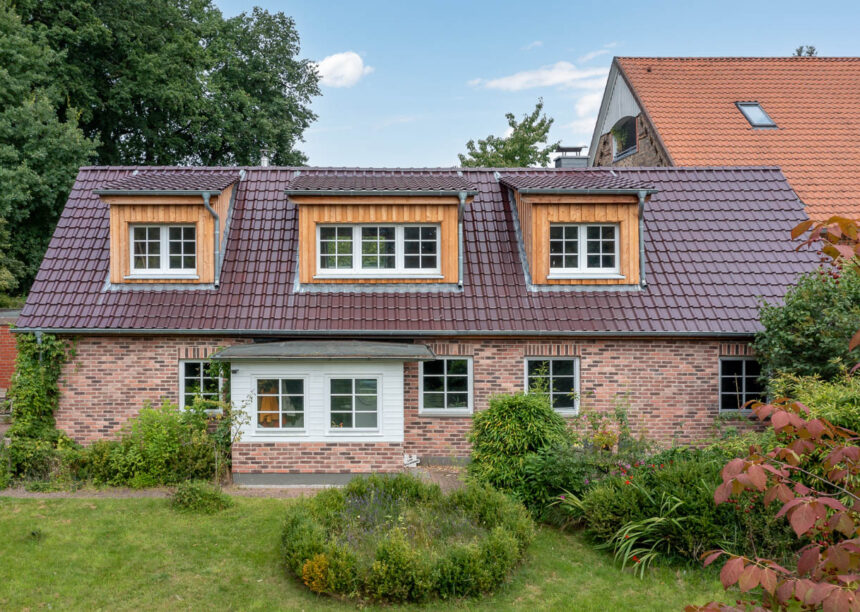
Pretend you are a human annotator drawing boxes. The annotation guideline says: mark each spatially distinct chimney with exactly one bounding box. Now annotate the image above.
[554,145,588,168]
[260,148,271,167]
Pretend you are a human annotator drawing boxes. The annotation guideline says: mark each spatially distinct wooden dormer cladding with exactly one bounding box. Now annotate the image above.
[291,195,466,284]
[513,190,642,285]
[96,173,238,285]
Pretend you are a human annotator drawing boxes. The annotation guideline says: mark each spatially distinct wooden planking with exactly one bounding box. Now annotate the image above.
[289,195,466,206]
[109,204,214,284]
[298,203,459,283]
[529,201,640,285]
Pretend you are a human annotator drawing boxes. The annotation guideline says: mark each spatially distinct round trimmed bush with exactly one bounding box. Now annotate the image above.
[280,473,534,603]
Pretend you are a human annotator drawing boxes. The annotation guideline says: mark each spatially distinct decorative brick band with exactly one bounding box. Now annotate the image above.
[177,346,222,360]
[522,343,581,357]
[425,342,475,356]
[232,441,404,474]
[720,343,756,357]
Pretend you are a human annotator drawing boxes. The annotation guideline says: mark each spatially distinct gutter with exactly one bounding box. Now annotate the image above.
[284,189,479,197]
[201,191,221,286]
[93,189,224,196]
[638,190,648,287]
[506,187,657,196]
[11,327,756,339]
[457,190,466,287]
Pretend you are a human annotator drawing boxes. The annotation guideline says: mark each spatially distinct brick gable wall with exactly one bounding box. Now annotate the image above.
[55,335,759,473]
[592,114,672,167]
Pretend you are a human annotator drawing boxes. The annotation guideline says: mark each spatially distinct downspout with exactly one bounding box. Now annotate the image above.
[202,192,221,286]
[35,330,43,364]
[457,190,466,288]
[638,190,647,287]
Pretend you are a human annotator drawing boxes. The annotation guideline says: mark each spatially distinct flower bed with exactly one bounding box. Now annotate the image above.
[280,474,534,603]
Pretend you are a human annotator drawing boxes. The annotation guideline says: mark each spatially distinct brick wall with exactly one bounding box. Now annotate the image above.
[592,114,672,167]
[0,323,15,390]
[56,334,758,473]
[232,442,403,474]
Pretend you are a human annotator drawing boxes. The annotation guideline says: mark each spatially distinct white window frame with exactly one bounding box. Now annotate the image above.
[129,224,198,279]
[524,357,581,414]
[547,223,622,280]
[252,374,309,433]
[418,357,474,416]
[315,223,442,279]
[719,357,765,413]
[325,375,382,434]
[178,360,223,413]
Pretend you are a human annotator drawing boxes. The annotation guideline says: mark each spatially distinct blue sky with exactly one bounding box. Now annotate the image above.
[215,0,858,167]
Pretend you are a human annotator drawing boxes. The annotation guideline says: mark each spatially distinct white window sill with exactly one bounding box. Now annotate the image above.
[125,274,199,280]
[254,428,307,436]
[314,273,443,280]
[555,410,580,417]
[547,273,625,280]
[326,429,382,436]
[418,410,472,418]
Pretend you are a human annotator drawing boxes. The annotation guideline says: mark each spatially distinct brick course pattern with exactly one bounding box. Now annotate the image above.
[593,114,672,167]
[56,335,760,471]
[232,442,404,474]
[0,324,16,390]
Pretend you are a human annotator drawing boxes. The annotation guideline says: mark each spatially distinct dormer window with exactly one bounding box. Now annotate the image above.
[611,116,638,160]
[549,223,619,277]
[316,224,440,278]
[129,224,197,277]
[736,102,776,128]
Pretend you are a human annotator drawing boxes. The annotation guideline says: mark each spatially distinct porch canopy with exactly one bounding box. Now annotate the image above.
[211,340,436,361]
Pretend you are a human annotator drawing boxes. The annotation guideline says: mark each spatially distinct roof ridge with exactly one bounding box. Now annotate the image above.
[616,56,860,62]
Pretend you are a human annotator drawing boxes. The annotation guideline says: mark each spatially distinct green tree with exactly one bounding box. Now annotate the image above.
[753,265,860,381]
[793,45,818,57]
[16,0,320,166]
[0,5,96,293]
[458,99,559,168]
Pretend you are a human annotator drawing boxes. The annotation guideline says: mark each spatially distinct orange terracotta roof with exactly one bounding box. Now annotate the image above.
[617,57,860,220]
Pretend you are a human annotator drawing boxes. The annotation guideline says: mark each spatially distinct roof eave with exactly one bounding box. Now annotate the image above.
[93,189,225,196]
[506,187,658,196]
[284,189,479,197]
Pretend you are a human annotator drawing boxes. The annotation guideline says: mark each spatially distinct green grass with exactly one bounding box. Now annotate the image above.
[0,496,729,611]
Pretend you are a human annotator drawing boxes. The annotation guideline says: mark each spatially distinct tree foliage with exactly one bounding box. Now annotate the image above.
[458,99,559,168]
[0,5,96,291]
[754,217,860,381]
[16,0,320,166]
[794,45,819,57]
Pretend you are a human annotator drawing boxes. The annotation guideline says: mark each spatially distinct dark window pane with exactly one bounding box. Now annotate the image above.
[404,227,419,240]
[320,227,337,240]
[587,226,600,240]
[281,413,304,428]
[282,379,303,395]
[564,255,578,268]
[423,376,444,392]
[148,256,160,268]
[355,395,376,411]
[550,241,563,254]
[587,255,601,268]
[447,376,468,392]
[421,256,436,269]
[447,393,468,408]
[552,376,575,393]
[331,396,352,412]
[527,360,549,375]
[257,379,278,394]
[553,394,575,409]
[202,377,219,394]
[183,256,195,269]
[746,360,762,376]
[721,375,742,393]
[331,413,352,428]
[134,227,147,241]
[550,255,563,268]
[722,360,744,376]
[550,226,563,240]
[423,393,444,409]
[356,379,377,394]
[404,255,420,268]
[447,359,468,375]
[602,255,614,268]
[721,394,742,410]
[169,241,182,255]
[421,227,436,240]
[355,413,377,428]
[169,255,182,269]
[552,360,574,376]
[185,362,201,377]
[282,396,304,411]
[602,226,614,239]
[423,360,444,375]
[331,379,352,394]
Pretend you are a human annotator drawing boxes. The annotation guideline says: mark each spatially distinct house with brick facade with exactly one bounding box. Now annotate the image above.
[14,165,818,484]
[588,57,860,221]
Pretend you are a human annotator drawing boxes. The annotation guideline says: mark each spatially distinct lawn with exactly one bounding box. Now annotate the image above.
[0,495,729,611]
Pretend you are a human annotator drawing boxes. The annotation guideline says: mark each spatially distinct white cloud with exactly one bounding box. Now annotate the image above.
[578,49,610,63]
[522,40,543,51]
[468,61,608,92]
[315,51,374,88]
[575,92,603,118]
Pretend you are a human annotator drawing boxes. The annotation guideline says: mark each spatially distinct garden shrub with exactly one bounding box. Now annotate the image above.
[170,480,233,513]
[281,474,534,603]
[84,400,216,488]
[468,391,571,493]
[571,451,798,565]
[753,265,860,380]
[0,440,10,490]
[770,371,860,431]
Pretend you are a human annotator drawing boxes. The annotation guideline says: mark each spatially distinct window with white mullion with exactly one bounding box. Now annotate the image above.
[549,223,618,275]
[130,224,196,275]
[317,224,440,276]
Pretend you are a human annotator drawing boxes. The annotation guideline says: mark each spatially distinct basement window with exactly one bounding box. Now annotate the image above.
[736,102,777,128]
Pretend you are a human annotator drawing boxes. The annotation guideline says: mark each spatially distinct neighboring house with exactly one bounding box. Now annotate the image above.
[0,309,19,437]
[588,57,860,220]
[15,166,817,484]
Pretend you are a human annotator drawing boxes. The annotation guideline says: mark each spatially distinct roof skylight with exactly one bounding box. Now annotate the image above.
[736,102,777,128]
